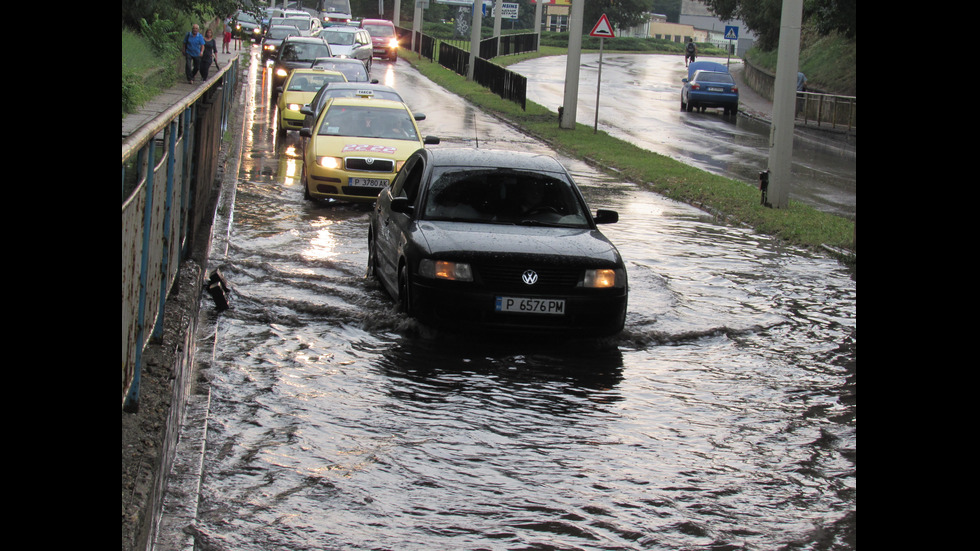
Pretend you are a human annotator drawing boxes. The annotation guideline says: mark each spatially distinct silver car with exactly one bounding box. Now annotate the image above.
[317,26,373,72]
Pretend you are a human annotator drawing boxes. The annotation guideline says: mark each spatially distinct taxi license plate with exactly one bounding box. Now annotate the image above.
[351,177,387,188]
[495,297,565,315]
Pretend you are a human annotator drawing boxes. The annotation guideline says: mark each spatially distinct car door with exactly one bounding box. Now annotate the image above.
[375,154,425,290]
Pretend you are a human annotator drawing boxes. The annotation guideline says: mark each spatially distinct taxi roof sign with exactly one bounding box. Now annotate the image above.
[590,14,615,38]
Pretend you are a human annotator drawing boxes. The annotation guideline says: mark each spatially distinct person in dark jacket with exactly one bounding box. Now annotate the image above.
[199,29,219,80]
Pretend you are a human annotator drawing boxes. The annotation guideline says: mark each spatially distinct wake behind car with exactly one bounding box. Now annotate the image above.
[299,97,439,203]
[271,36,333,97]
[276,68,347,132]
[368,148,628,337]
[681,61,739,117]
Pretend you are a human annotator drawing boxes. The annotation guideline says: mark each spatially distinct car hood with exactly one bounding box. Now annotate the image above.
[281,90,317,105]
[313,136,422,159]
[415,221,623,266]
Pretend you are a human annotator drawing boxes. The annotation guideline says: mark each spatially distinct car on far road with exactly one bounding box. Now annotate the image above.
[233,10,263,41]
[359,18,398,61]
[261,25,301,61]
[681,61,739,117]
[299,83,406,136]
[272,36,333,97]
[317,26,373,72]
[310,57,376,83]
[367,148,628,337]
[299,96,439,203]
[276,68,347,132]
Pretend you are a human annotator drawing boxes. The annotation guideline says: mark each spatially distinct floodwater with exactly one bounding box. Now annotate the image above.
[510,53,856,221]
[185,50,855,550]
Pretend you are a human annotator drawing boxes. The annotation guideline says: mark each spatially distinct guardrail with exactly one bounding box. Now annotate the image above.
[122,57,239,412]
[795,92,856,131]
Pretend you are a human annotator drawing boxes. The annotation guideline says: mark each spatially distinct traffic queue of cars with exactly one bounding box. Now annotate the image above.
[257,16,629,338]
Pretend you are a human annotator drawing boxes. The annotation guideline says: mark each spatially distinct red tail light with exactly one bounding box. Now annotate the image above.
[690,83,700,90]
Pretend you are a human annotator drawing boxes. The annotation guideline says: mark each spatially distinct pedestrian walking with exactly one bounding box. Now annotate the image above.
[199,29,219,80]
[223,23,232,54]
[183,23,205,83]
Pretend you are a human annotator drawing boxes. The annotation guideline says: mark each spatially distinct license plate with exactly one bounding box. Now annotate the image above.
[350,177,387,187]
[495,296,565,315]
[707,87,723,92]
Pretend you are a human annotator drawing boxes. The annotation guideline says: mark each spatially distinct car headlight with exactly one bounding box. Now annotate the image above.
[583,269,621,288]
[388,38,399,49]
[275,67,289,77]
[418,260,472,282]
[253,28,261,34]
[287,103,301,111]
[316,156,343,169]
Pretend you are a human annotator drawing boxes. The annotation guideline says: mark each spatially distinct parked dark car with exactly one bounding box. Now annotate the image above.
[272,36,333,97]
[368,148,628,337]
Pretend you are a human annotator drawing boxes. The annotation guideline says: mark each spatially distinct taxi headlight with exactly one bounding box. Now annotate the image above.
[287,103,301,111]
[583,269,621,288]
[275,67,289,77]
[418,260,472,282]
[316,156,343,169]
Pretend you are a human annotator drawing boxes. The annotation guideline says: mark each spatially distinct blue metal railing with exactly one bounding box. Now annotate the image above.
[122,57,239,412]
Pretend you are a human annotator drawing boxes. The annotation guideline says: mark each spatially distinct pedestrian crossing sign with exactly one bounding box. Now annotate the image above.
[725,25,738,40]
[590,14,615,38]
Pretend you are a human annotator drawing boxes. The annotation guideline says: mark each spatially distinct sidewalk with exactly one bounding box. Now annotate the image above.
[123,43,254,138]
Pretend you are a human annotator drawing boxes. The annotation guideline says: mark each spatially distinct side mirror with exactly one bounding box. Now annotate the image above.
[371,79,379,84]
[275,86,284,94]
[390,196,414,215]
[593,209,618,224]
[413,112,426,121]
[682,78,689,83]
[300,106,313,116]
[424,136,440,145]
[300,128,312,138]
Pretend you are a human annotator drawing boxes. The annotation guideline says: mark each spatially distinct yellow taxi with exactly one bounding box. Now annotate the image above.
[299,96,439,202]
[276,68,347,132]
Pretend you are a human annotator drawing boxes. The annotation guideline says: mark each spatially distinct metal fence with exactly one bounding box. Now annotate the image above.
[121,58,239,412]
[795,92,856,131]
[402,26,535,110]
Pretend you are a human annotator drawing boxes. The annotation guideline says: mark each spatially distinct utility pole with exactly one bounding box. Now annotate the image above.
[766,0,804,209]
[560,0,585,129]
[468,1,484,81]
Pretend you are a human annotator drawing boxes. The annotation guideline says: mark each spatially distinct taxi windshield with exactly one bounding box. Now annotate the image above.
[317,105,418,141]
[288,73,345,92]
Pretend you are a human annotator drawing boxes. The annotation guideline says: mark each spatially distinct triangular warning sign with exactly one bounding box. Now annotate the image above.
[725,27,737,40]
[590,14,615,38]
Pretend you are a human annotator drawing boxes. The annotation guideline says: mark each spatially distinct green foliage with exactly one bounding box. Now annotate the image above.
[139,14,182,57]
[121,67,149,118]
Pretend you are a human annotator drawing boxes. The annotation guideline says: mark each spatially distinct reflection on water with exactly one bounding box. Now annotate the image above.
[187,54,855,551]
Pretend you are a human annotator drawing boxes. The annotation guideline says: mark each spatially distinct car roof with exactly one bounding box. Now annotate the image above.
[360,19,394,25]
[687,61,728,79]
[283,36,329,43]
[420,148,566,172]
[327,97,407,110]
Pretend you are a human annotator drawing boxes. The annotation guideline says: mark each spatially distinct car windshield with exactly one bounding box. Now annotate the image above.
[321,30,355,45]
[695,72,735,84]
[237,12,258,24]
[288,73,346,92]
[285,17,311,30]
[317,105,417,141]
[268,27,299,39]
[362,24,394,37]
[281,42,331,62]
[311,60,366,81]
[422,169,590,227]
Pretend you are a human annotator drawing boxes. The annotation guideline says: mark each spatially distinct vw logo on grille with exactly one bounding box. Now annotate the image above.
[521,270,538,285]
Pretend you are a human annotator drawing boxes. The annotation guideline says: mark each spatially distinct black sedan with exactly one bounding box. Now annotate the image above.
[368,148,628,337]
[271,36,333,97]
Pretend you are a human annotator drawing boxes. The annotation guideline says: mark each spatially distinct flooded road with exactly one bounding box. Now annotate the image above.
[510,54,856,220]
[187,50,856,550]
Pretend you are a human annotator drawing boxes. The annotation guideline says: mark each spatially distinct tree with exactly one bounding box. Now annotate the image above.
[700,0,855,51]
[583,0,656,32]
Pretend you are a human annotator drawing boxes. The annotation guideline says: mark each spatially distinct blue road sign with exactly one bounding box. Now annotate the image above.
[725,25,738,40]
